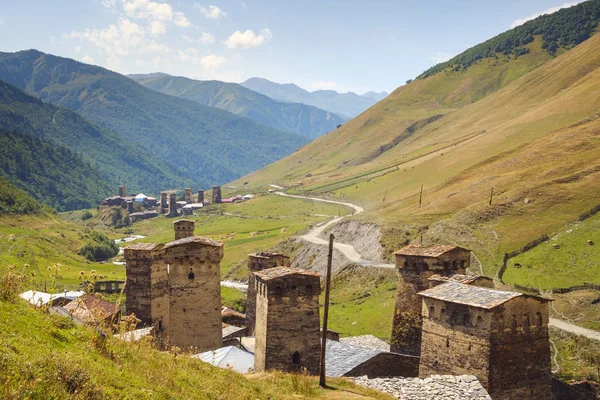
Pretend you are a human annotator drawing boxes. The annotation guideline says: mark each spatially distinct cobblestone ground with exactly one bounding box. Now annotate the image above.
[351,375,491,400]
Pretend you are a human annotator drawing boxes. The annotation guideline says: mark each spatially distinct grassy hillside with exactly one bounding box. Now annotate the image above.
[0,292,390,399]
[0,129,112,211]
[130,74,345,140]
[0,177,43,215]
[0,79,189,194]
[0,50,308,187]
[233,21,600,289]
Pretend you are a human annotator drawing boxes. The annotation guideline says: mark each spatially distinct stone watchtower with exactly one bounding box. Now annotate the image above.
[160,192,168,213]
[174,219,195,240]
[246,252,291,335]
[253,267,321,374]
[419,282,552,400]
[197,190,204,204]
[119,185,127,197]
[390,245,470,355]
[212,186,222,204]
[169,193,177,217]
[184,188,192,203]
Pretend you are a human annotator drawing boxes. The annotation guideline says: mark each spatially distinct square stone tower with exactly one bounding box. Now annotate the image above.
[419,282,552,400]
[390,245,470,355]
[212,186,222,204]
[253,267,321,374]
[246,252,291,335]
[184,188,192,203]
[119,185,126,197]
[162,236,224,351]
[168,193,177,217]
[197,190,204,204]
[174,219,195,240]
[124,243,166,326]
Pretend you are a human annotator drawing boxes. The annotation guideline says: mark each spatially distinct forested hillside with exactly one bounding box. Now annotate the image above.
[0,129,112,211]
[0,177,42,215]
[130,73,345,140]
[0,79,191,194]
[0,51,308,187]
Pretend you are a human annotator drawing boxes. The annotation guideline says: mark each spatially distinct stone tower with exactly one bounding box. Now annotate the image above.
[254,267,321,374]
[174,219,195,240]
[212,186,222,204]
[419,282,552,400]
[119,185,126,197]
[124,243,166,326]
[197,190,204,204]
[184,188,192,203]
[390,245,470,355]
[163,236,224,350]
[246,252,291,335]
[169,193,177,217]
[160,192,168,213]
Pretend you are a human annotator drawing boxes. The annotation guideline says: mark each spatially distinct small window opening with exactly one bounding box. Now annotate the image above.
[446,338,450,348]
[292,351,301,365]
[188,269,195,280]
[306,284,313,296]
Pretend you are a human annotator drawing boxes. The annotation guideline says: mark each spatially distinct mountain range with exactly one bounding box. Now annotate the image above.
[129,73,346,140]
[241,77,388,118]
[0,50,308,190]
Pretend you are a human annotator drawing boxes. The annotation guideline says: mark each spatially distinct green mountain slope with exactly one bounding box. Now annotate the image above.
[0,129,113,211]
[130,73,346,140]
[0,176,43,215]
[0,79,190,194]
[234,7,600,288]
[241,77,386,118]
[0,50,308,187]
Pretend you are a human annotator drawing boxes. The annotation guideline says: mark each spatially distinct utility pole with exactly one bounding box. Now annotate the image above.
[319,234,334,388]
[489,187,494,206]
[419,185,424,208]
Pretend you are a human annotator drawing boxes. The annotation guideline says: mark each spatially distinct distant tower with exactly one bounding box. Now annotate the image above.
[119,185,126,197]
[169,193,177,217]
[246,252,291,335]
[390,245,470,355]
[124,243,166,327]
[160,192,168,213]
[174,219,195,240]
[162,236,224,351]
[253,267,321,374]
[197,190,204,204]
[212,186,222,204]
[184,188,192,203]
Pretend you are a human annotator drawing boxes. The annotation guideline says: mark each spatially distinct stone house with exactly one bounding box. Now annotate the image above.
[253,267,321,374]
[391,244,471,355]
[418,281,552,400]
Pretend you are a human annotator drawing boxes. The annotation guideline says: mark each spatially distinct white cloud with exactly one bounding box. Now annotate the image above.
[509,1,582,28]
[67,18,146,56]
[180,34,194,42]
[429,52,452,64]
[74,45,83,53]
[199,32,215,44]
[124,0,173,21]
[195,4,227,19]
[174,11,191,27]
[310,81,338,91]
[82,54,96,64]
[150,20,167,35]
[224,28,271,49]
[201,54,226,70]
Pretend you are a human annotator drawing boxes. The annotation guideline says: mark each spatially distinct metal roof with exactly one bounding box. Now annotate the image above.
[419,281,524,309]
[394,244,463,257]
[194,346,255,374]
[164,236,223,248]
[254,266,320,281]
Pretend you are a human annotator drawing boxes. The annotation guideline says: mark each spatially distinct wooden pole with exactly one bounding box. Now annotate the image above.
[319,234,335,388]
[419,185,423,208]
[489,187,494,206]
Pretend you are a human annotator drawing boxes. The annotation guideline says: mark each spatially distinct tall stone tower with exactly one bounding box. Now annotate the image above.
[160,192,168,213]
[124,243,166,326]
[253,267,321,374]
[390,245,470,355]
[197,190,204,204]
[246,252,291,335]
[169,193,177,217]
[119,185,126,197]
[184,188,192,203]
[163,236,224,351]
[174,220,195,240]
[212,186,222,204]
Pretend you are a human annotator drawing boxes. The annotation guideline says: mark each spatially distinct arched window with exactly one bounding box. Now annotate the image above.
[536,312,543,326]
[446,338,450,348]
[188,268,195,280]
[429,306,435,319]
[274,286,283,296]
[463,313,472,327]
[511,315,518,330]
[450,311,458,325]
[305,284,313,296]
[292,351,301,365]
[477,316,483,326]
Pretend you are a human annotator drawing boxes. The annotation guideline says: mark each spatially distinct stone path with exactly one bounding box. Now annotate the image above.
[351,375,491,399]
[549,317,600,341]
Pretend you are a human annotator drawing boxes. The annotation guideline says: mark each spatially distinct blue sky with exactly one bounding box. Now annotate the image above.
[0,0,585,94]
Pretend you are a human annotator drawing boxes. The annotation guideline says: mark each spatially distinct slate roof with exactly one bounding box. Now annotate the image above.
[164,236,223,248]
[254,266,320,281]
[418,281,523,309]
[325,339,382,377]
[125,243,161,251]
[428,274,492,285]
[194,346,255,373]
[222,325,246,339]
[249,252,286,260]
[394,245,463,257]
[63,294,120,325]
[339,335,390,352]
